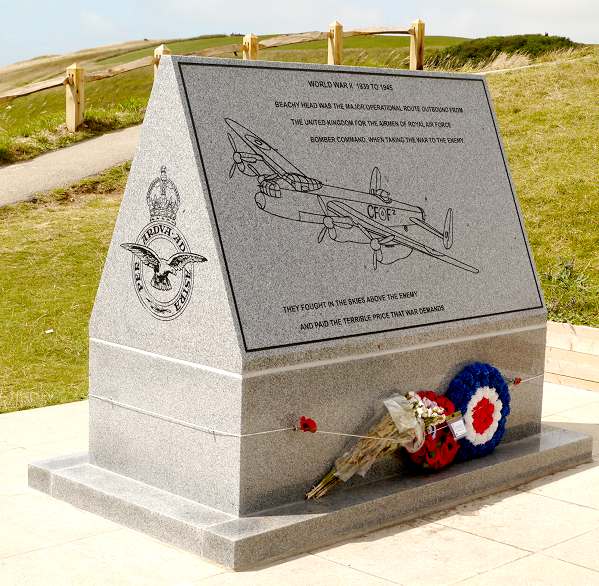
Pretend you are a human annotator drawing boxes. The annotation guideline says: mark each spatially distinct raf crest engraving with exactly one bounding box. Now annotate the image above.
[121,166,207,320]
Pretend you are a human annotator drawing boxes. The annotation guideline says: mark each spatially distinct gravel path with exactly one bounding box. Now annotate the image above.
[0,125,140,207]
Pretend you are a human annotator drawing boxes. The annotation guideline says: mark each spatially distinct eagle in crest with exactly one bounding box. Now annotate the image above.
[121,243,207,291]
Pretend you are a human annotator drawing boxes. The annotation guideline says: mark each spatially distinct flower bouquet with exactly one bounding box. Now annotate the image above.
[305,391,448,500]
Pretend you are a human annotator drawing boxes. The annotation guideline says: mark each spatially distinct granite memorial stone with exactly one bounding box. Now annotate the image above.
[30,56,592,569]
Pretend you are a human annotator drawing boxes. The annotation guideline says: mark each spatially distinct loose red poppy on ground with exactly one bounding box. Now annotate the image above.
[298,416,318,433]
[513,377,522,385]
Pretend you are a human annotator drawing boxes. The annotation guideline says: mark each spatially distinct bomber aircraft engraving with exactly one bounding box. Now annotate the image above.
[225,118,479,273]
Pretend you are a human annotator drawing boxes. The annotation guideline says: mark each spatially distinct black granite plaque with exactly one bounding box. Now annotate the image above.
[177,60,542,351]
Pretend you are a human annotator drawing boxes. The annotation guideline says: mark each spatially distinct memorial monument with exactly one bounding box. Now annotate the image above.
[30,56,592,569]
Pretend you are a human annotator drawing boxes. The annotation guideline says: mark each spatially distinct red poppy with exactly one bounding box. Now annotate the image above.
[410,450,426,466]
[425,434,438,450]
[407,391,460,471]
[441,435,459,462]
[298,416,318,433]
[513,377,522,385]
[425,449,443,468]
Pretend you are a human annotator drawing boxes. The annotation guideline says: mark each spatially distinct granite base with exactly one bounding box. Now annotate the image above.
[29,425,591,570]
[88,322,547,516]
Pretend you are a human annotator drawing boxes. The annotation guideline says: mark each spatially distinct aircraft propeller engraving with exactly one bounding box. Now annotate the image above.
[120,243,207,291]
[225,118,479,273]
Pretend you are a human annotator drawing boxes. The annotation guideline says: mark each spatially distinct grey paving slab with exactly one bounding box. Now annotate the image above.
[0,490,120,559]
[458,552,599,585]
[0,532,225,586]
[315,520,529,586]
[435,488,599,552]
[0,125,140,207]
[542,381,599,417]
[543,527,599,573]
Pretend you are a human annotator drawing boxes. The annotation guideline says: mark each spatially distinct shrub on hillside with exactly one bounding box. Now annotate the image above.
[427,34,578,67]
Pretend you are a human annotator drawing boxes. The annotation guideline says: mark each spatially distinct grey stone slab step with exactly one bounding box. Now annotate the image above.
[29,454,233,557]
[29,425,592,570]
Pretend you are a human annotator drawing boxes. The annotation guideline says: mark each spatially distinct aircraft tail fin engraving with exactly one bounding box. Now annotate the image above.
[369,167,392,203]
[443,208,454,250]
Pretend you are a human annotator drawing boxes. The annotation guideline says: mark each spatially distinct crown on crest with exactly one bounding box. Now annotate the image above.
[146,166,180,223]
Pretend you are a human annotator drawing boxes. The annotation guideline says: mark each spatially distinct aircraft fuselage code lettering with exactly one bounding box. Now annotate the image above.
[367,204,397,222]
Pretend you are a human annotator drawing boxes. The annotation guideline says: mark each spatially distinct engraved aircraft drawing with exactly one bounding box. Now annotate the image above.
[120,243,207,291]
[225,118,479,273]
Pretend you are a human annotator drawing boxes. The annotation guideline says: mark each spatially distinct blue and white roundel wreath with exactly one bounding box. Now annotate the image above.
[446,362,511,460]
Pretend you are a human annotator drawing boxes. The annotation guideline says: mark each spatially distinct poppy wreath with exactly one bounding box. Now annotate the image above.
[407,391,460,471]
[446,362,511,461]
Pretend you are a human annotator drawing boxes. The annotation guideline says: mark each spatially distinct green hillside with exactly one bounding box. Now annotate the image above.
[487,54,598,325]
[0,39,159,93]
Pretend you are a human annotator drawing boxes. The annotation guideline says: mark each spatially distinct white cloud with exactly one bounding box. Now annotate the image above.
[418,0,597,42]
[80,10,122,37]
[145,0,387,34]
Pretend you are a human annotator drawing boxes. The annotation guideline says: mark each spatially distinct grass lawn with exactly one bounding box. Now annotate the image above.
[0,165,128,413]
[0,50,597,414]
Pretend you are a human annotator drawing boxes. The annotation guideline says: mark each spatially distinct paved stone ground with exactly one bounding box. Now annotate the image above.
[1,382,598,585]
[0,126,140,207]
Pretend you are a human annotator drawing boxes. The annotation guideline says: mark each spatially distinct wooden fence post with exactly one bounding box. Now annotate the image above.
[65,63,85,132]
[153,44,172,77]
[409,19,425,70]
[243,34,259,60]
[328,20,343,65]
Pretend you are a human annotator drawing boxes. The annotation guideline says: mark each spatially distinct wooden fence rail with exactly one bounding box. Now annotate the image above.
[0,19,425,131]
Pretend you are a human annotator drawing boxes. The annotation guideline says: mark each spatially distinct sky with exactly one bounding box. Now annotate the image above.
[1,0,597,67]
